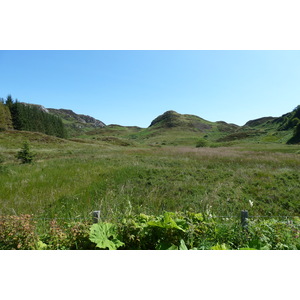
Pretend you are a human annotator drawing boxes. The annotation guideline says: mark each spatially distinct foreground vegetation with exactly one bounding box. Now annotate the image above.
[1,212,300,250]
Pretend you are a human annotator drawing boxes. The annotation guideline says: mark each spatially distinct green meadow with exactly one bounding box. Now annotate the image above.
[1,130,300,223]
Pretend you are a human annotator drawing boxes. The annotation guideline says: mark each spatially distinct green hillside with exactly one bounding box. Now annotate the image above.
[225,106,300,144]
[81,110,241,146]
[77,107,300,147]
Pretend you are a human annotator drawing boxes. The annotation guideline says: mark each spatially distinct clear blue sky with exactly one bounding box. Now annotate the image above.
[1,50,300,127]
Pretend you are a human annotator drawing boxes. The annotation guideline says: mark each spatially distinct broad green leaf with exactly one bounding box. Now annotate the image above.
[211,243,229,250]
[167,244,178,250]
[179,239,188,250]
[147,212,186,232]
[89,222,124,250]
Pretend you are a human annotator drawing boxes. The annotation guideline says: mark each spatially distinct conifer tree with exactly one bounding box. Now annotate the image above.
[16,141,35,164]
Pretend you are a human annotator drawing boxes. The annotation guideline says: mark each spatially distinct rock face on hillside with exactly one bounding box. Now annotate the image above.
[23,103,50,114]
[47,108,105,128]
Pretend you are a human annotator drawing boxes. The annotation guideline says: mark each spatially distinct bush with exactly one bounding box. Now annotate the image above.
[0,215,39,250]
[41,220,94,250]
[196,138,208,148]
[247,218,300,250]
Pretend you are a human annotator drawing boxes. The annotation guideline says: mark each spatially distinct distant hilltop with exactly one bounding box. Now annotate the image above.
[1,95,300,144]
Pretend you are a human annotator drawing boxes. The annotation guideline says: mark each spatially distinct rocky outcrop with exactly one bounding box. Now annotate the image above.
[47,108,106,128]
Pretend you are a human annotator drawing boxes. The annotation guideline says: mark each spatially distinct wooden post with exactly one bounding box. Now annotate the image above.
[241,210,248,229]
[93,210,101,223]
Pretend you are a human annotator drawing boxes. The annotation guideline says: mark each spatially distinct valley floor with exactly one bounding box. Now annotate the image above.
[1,131,300,220]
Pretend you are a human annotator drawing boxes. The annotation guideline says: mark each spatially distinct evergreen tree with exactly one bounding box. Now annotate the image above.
[16,141,35,164]
[5,95,13,107]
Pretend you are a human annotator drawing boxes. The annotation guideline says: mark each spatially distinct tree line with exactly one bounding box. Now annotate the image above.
[0,95,67,138]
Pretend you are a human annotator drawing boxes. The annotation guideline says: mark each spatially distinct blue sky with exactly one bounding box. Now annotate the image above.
[1,50,300,127]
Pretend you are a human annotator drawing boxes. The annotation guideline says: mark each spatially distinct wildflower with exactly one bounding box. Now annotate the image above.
[249,200,254,207]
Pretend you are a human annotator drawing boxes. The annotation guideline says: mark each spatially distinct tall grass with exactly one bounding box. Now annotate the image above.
[1,136,300,221]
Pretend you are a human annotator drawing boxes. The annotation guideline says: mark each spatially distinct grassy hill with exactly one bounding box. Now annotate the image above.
[79,107,300,147]
[81,110,241,146]
[226,107,300,144]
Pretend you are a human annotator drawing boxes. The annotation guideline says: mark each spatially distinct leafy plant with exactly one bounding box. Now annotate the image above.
[147,212,186,232]
[179,239,189,250]
[36,240,48,250]
[89,222,124,250]
[247,218,300,250]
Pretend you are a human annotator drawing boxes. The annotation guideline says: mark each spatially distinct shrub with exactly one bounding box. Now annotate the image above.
[247,218,300,250]
[41,220,94,250]
[196,138,208,148]
[0,215,39,250]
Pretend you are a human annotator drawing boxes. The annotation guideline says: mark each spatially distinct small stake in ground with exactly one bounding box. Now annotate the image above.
[93,211,101,223]
[241,210,249,229]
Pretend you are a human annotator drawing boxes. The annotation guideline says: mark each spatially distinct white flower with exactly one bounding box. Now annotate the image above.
[249,200,254,207]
